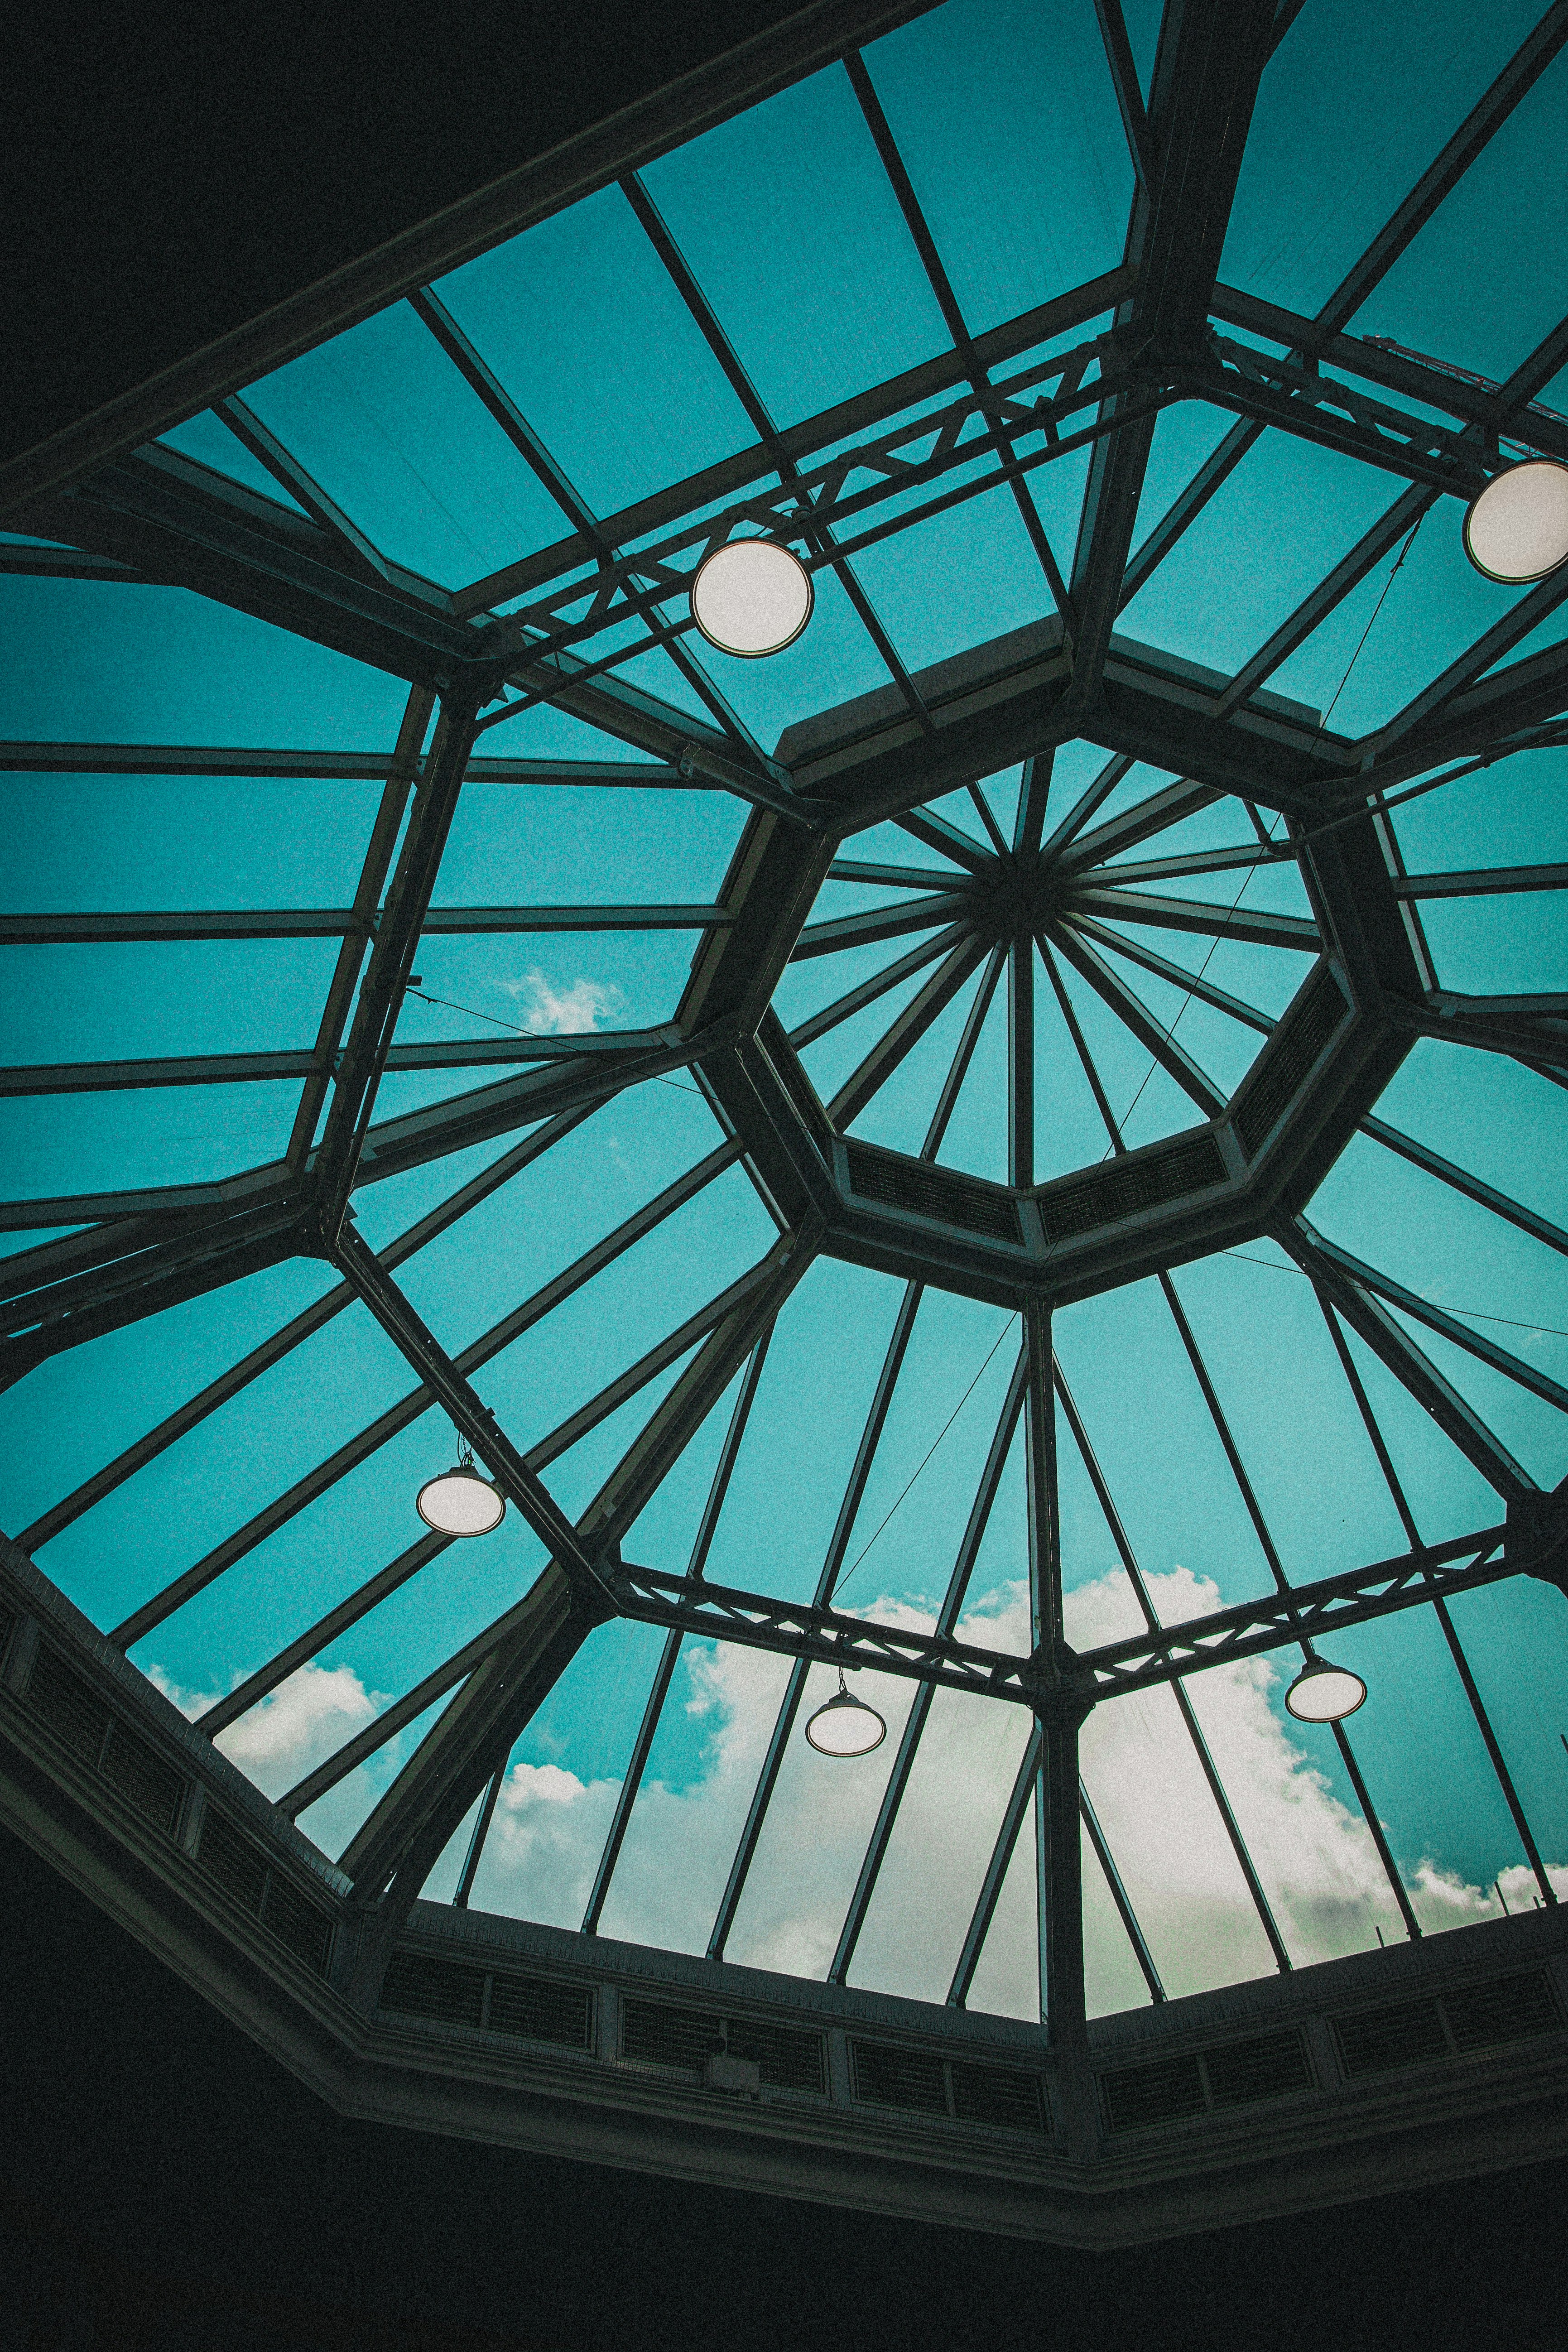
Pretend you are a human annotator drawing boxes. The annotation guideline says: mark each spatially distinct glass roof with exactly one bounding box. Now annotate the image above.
[4,0,1567,2033]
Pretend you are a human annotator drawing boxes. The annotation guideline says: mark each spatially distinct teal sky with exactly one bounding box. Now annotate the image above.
[4,0,1568,2021]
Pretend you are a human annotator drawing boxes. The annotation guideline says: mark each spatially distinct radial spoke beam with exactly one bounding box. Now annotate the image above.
[1070,885,1319,952]
[1046,921,1226,1118]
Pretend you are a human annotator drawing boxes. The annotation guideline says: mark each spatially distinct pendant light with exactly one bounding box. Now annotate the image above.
[690,538,813,657]
[804,1667,886,1756]
[1285,1650,1367,1724]
[1462,459,1568,585]
[416,1446,505,1537]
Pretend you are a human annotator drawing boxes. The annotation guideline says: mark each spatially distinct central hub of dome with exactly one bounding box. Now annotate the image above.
[972,846,1070,937]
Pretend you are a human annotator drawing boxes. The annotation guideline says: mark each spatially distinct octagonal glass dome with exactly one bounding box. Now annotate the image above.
[3,0,1566,2033]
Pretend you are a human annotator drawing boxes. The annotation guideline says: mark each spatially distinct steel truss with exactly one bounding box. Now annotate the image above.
[5,0,1568,2041]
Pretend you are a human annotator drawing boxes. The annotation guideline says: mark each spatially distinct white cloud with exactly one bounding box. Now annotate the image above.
[503,967,625,1034]
[148,1658,393,1856]
[456,1567,1568,2024]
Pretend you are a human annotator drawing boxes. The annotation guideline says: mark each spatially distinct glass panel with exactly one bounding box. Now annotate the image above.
[434,183,754,520]
[0,577,410,746]
[0,770,384,912]
[848,1687,1034,2004]
[639,65,951,428]
[1223,0,1546,321]
[0,1082,301,1201]
[241,300,572,582]
[862,0,1132,337]
[1348,48,1568,382]
[3,937,339,1065]
[597,1637,798,1956]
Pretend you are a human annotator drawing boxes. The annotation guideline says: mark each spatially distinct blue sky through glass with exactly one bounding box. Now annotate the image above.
[5,0,1568,2028]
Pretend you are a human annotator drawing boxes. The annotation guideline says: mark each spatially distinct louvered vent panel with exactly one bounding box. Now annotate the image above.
[488,1972,593,2049]
[1443,1972,1561,2054]
[949,2061,1047,2134]
[726,2018,826,2094]
[261,1872,334,1978]
[845,1143,1023,1245]
[1203,2030,1313,2110]
[622,1999,724,2073]
[1100,2054,1207,2133]
[1035,1130,1228,1244]
[1333,1996,1448,2078]
[0,1600,14,1665]
[100,1718,184,1836]
[197,1808,270,1917]
[850,2041,948,2115]
[1233,965,1345,1158]
[380,1950,485,2028]
[27,1644,110,1765]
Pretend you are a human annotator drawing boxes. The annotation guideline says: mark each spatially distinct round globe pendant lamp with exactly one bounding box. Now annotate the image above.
[1462,459,1568,584]
[416,1447,505,1538]
[690,538,813,657]
[1285,1651,1367,1724]
[805,1668,886,1757]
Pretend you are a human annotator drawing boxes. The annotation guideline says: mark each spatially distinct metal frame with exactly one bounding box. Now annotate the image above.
[5,0,1567,2049]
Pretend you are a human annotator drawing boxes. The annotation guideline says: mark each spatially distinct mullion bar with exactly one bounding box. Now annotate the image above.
[1039,754,1135,863]
[1080,1782,1165,2003]
[1314,1,1568,337]
[827,1341,1029,1984]
[1298,1225,1568,1414]
[1046,920,1225,1117]
[197,1533,447,1739]
[1043,946,1293,1967]
[1038,935,1124,1141]
[620,168,932,731]
[288,684,429,1159]
[107,1142,741,1650]
[1014,752,1054,859]
[1360,1116,1568,1260]
[409,284,768,766]
[1118,419,1262,614]
[316,696,482,1231]
[827,933,989,1130]
[1317,1294,1558,1909]
[1284,1224,1535,1503]
[706,1279,925,1960]
[922,941,1007,1158]
[948,1723,1040,2008]
[452,1763,505,1909]
[1092,0,1154,185]
[845,49,1074,622]
[1159,1268,1424,1943]
[1053,1365,1294,1975]
[967,784,1010,858]
[581,1330,775,1935]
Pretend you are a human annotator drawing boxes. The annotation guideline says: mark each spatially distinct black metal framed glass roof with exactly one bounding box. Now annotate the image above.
[3,0,1567,2056]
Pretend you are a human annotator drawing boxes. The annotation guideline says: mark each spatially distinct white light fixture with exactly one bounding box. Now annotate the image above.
[1285,1652,1367,1724]
[690,538,813,657]
[416,1448,505,1537]
[805,1668,886,1757]
[1462,459,1568,585]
